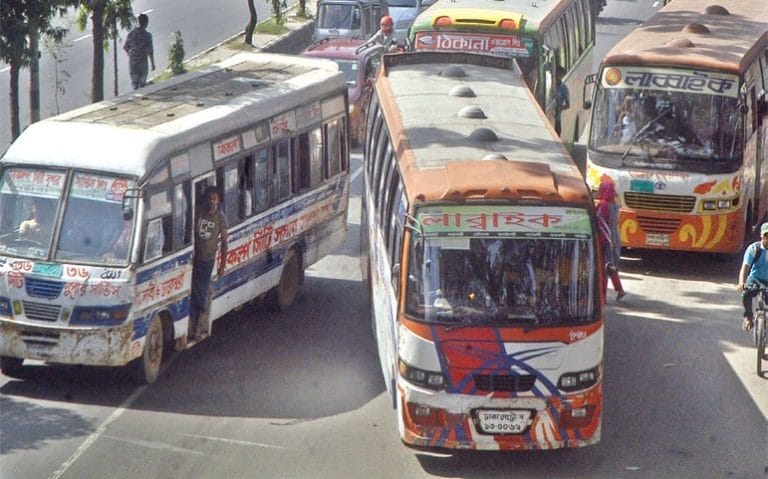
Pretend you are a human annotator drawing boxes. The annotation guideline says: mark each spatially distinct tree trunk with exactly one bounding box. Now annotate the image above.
[91,0,105,102]
[10,64,21,141]
[244,0,258,46]
[29,23,41,123]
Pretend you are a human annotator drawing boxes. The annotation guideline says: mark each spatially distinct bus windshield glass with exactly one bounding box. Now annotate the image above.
[0,167,134,265]
[405,205,597,327]
[55,172,135,265]
[589,67,742,167]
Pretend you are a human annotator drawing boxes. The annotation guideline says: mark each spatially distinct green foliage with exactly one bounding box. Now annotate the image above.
[254,17,289,35]
[267,0,288,26]
[168,30,186,76]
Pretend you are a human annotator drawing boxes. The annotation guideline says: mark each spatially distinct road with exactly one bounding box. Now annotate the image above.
[1,150,766,479]
[2,1,767,478]
[0,0,279,154]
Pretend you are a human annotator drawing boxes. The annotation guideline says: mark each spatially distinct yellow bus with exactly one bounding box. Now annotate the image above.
[361,52,603,450]
[407,0,601,146]
[584,0,768,255]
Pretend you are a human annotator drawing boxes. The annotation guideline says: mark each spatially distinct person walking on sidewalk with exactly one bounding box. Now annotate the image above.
[124,13,156,90]
[596,177,625,302]
[737,222,768,331]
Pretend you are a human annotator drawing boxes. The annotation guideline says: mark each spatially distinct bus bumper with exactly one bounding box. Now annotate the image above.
[0,318,134,367]
[619,209,745,254]
[398,382,602,451]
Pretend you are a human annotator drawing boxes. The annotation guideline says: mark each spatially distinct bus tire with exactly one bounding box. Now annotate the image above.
[269,249,300,312]
[0,356,24,377]
[131,316,163,384]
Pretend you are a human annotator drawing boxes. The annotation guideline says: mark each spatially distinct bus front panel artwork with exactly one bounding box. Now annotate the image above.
[400,205,601,449]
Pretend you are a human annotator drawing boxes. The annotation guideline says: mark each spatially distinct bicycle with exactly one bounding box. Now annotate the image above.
[752,286,768,377]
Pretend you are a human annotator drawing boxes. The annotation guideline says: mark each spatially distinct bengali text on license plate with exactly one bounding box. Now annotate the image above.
[476,409,531,434]
[645,233,670,246]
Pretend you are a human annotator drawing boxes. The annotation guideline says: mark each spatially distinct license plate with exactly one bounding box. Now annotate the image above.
[476,409,531,434]
[645,233,670,246]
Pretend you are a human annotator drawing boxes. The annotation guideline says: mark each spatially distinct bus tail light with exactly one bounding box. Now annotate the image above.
[406,402,448,427]
[434,16,453,27]
[499,19,517,29]
[559,404,596,428]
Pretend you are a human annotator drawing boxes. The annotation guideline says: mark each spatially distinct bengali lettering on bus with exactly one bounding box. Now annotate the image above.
[414,32,532,58]
[416,205,592,237]
[601,66,738,98]
[0,168,66,197]
[71,173,132,202]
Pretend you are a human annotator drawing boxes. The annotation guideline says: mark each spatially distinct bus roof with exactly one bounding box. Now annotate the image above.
[602,0,768,74]
[412,0,575,33]
[376,52,589,204]
[1,53,345,180]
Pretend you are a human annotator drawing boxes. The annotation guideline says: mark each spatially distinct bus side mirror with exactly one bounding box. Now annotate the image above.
[583,73,596,110]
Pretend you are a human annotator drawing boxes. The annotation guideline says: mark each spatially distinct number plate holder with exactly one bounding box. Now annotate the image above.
[475,409,532,435]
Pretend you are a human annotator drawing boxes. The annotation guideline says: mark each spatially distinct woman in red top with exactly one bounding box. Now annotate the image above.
[596,178,625,302]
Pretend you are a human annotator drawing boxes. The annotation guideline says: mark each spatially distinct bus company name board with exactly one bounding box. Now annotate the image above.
[602,66,738,98]
[415,205,591,237]
[414,32,531,58]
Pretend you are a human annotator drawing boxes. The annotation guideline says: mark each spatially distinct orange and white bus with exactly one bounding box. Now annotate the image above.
[361,52,603,450]
[584,0,768,255]
[407,0,602,146]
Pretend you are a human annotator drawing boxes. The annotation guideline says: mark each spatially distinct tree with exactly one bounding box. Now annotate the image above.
[168,31,185,76]
[244,0,258,46]
[268,0,288,26]
[76,0,134,102]
[0,0,73,142]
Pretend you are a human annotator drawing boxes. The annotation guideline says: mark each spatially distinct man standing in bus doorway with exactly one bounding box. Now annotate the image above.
[189,186,228,342]
[123,13,156,90]
[737,222,768,331]
[554,65,570,136]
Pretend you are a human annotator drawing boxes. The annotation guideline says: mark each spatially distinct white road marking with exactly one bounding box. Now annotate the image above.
[72,35,91,43]
[178,433,288,449]
[104,435,205,454]
[48,353,181,479]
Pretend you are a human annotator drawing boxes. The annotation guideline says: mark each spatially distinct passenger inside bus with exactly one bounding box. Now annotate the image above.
[18,199,51,244]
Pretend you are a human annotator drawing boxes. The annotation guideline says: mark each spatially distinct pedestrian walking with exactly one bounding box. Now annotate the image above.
[124,13,156,90]
[596,177,625,302]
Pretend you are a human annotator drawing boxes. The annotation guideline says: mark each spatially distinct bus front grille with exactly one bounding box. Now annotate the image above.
[636,216,681,234]
[473,374,536,393]
[25,277,64,299]
[22,301,62,322]
[623,192,695,213]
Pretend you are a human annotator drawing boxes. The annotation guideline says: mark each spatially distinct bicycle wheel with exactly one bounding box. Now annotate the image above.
[756,310,766,376]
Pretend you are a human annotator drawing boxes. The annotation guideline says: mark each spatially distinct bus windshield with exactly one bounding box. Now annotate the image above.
[589,87,742,167]
[406,236,597,327]
[0,167,135,265]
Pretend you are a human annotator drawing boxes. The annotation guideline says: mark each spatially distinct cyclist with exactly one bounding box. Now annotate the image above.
[737,222,768,331]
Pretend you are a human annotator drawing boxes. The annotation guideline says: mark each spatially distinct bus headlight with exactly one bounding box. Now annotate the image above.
[0,297,13,317]
[70,304,130,326]
[717,199,731,209]
[399,359,446,390]
[702,197,735,211]
[702,200,717,211]
[558,365,600,392]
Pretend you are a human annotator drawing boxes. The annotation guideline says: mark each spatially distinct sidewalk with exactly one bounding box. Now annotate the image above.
[182,4,316,72]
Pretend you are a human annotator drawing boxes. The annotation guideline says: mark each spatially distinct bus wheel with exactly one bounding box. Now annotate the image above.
[270,249,300,312]
[0,356,24,377]
[131,317,163,384]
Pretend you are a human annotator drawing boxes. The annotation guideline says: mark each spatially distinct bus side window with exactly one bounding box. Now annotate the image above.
[223,161,239,226]
[144,217,171,262]
[240,156,255,218]
[173,182,191,249]
[298,132,311,191]
[253,148,270,213]
[325,118,343,178]
[274,139,292,201]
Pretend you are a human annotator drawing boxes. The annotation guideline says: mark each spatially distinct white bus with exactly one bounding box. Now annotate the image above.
[0,53,350,383]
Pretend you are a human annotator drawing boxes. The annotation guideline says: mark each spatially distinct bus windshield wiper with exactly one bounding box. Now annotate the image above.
[620,108,670,167]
